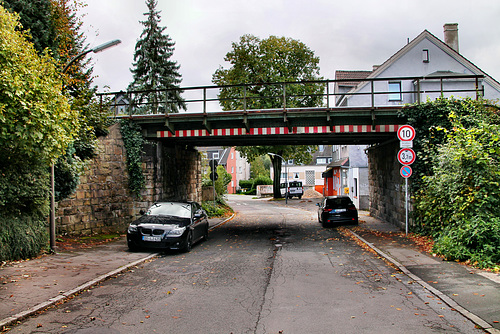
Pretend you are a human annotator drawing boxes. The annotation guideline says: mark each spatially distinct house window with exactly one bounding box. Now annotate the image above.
[318,145,325,152]
[212,152,219,159]
[231,152,234,159]
[422,49,429,63]
[317,157,332,164]
[388,82,402,101]
[281,172,287,179]
[231,166,234,173]
[287,159,294,165]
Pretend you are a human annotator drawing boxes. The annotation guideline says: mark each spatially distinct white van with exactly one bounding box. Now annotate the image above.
[280,181,304,199]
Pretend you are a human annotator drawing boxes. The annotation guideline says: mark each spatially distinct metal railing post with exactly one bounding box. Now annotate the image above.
[203,87,207,113]
[371,81,375,108]
[283,83,286,110]
[326,81,330,108]
[416,79,421,104]
[243,85,247,112]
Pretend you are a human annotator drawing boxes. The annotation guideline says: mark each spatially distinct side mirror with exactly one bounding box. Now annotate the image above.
[194,213,202,219]
[139,209,146,215]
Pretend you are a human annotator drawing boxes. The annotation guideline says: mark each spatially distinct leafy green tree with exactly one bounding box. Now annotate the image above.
[250,155,271,179]
[128,0,185,114]
[401,97,500,268]
[0,5,77,167]
[4,0,111,200]
[0,6,79,260]
[0,0,56,53]
[417,107,500,268]
[212,35,322,197]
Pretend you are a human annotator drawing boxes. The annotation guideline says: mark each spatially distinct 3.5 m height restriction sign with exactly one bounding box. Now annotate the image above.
[397,148,416,165]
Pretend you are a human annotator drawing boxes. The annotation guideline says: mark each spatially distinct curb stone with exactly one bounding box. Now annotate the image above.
[0,253,157,330]
[347,228,499,334]
[1,214,236,330]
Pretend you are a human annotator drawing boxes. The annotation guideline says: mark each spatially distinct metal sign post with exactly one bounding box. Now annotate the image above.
[398,125,416,236]
[400,166,412,235]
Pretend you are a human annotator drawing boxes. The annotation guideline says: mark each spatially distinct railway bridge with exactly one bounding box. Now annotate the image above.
[80,75,483,232]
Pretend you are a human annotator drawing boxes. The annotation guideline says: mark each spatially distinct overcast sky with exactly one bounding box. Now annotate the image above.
[80,0,500,93]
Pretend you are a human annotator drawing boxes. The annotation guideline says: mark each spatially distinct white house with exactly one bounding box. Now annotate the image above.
[339,23,500,107]
[325,23,500,210]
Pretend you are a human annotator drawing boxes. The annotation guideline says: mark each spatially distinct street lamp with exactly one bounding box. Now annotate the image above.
[49,39,122,252]
[268,153,288,205]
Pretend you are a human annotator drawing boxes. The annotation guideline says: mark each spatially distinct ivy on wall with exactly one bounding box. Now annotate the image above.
[119,119,146,197]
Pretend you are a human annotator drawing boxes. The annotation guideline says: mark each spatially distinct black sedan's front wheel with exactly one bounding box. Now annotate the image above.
[182,232,193,253]
[127,239,140,252]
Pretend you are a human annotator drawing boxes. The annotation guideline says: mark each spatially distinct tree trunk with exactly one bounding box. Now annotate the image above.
[272,156,282,198]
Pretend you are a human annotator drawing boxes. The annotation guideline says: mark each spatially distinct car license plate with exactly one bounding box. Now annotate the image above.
[143,236,162,242]
[333,209,347,213]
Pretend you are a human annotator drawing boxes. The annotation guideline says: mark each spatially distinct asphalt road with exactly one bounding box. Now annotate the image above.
[10,196,481,333]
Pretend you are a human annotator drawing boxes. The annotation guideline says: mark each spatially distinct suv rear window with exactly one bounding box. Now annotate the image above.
[325,198,352,209]
[288,182,302,187]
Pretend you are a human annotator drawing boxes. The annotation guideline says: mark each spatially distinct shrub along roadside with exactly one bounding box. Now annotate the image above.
[401,98,500,270]
[239,176,273,195]
[202,200,234,218]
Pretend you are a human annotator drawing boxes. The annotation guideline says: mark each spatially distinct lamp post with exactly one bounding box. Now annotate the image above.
[268,153,288,205]
[49,39,122,252]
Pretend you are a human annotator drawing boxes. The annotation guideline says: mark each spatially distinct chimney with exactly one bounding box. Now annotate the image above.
[443,23,459,52]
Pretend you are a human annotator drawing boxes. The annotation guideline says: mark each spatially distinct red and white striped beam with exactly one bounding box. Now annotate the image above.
[157,125,401,138]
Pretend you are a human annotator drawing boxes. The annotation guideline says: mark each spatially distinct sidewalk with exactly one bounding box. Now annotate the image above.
[0,217,229,330]
[350,211,500,334]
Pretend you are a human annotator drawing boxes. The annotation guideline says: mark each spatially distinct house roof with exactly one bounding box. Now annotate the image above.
[345,29,500,95]
[335,70,372,87]
[321,158,349,178]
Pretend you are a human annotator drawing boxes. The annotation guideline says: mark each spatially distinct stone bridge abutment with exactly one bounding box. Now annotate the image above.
[367,140,410,230]
[55,124,201,235]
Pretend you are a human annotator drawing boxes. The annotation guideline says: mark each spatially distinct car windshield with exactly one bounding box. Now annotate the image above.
[147,202,191,218]
[325,198,352,209]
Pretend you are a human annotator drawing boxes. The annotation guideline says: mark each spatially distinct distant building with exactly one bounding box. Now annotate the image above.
[197,146,250,194]
[270,145,336,195]
[109,92,130,115]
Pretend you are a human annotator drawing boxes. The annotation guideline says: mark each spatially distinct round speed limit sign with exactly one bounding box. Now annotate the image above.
[397,125,416,141]
[398,148,416,165]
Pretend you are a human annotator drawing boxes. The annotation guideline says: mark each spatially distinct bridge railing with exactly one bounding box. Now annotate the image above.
[98,74,485,117]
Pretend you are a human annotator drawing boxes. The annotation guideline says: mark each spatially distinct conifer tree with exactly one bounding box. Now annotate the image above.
[129,0,185,114]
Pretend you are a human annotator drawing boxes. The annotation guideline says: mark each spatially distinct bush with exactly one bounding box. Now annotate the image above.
[239,179,253,190]
[241,176,273,195]
[0,214,48,262]
[252,175,273,187]
[433,217,500,269]
[407,99,500,269]
[202,200,233,218]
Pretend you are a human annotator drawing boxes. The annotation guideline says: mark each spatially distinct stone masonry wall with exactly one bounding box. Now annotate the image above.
[368,140,410,230]
[56,124,201,235]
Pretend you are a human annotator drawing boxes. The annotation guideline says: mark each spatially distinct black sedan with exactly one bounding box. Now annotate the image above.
[317,196,358,226]
[127,201,209,252]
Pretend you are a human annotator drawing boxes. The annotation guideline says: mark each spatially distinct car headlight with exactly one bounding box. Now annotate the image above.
[128,225,138,233]
[168,226,186,236]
